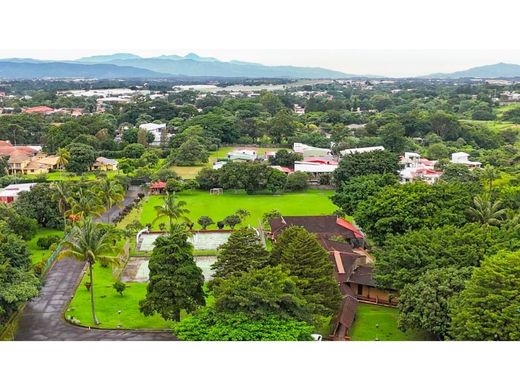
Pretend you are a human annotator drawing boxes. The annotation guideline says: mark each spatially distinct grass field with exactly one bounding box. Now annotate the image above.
[25,170,118,182]
[350,303,427,341]
[27,228,64,265]
[460,119,520,132]
[137,189,337,229]
[170,146,287,179]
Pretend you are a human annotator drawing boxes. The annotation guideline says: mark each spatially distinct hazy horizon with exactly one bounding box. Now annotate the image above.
[1,49,520,78]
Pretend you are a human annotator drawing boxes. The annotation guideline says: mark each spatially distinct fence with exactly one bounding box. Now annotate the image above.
[40,232,71,277]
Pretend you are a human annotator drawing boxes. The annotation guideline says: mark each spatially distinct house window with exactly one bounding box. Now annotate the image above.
[357,284,363,296]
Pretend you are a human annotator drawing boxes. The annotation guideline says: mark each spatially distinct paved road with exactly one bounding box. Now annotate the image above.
[15,186,176,341]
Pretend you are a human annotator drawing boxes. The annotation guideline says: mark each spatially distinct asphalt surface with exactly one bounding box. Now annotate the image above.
[14,186,176,341]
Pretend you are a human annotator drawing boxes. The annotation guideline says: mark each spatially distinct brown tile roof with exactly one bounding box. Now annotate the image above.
[329,251,359,284]
[269,215,358,240]
[348,265,376,287]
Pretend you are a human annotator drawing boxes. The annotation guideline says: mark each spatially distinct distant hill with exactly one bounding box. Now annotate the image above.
[423,62,520,79]
[0,61,168,79]
[75,53,355,78]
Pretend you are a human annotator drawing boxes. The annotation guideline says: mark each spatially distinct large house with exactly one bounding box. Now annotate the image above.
[451,152,482,169]
[268,216,396,340]
[399,152,443,184]
[92,157,118,171]
[138,123,169,146]
[0,141,58,175]
[227,149,258,161]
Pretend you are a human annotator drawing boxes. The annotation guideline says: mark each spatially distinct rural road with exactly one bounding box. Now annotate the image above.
[14,186,176,341]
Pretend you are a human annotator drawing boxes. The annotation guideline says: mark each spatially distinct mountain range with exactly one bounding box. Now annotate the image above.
[0,53,519,80]
[423,62,520,79]
[0,53,355,79]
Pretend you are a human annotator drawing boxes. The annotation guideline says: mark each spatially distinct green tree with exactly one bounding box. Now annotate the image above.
[169,137,209,166]
[211,227,269,280]
[213,265,309,321]
[285,172,308,191]
[13,184,62,229]
[223,214,241,229]
[441,163,478,184]
[479,165,498,193]
[195,168,221,190]
[467,195,506,226]
[153,193,190,230]
[140,226,205,322]
[374,223,507,290]
[122,143,146,159]
[398,267,473,340]
[378,122,407,153]
[172,308,312,341]
[449,251,520,340]
[68,187,105,220]
[197,216,214,230]
[355,182,474,245]
[58,218,120,325]
[56,147,70,170]
[270,226,341,318]
[96,179,125,223]
[334,150,400,183]
[332,173,398,215]
[65,143,97,173]
[268,149,303,168]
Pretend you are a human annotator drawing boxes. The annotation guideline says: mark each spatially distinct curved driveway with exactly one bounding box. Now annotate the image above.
[15,186,176,341]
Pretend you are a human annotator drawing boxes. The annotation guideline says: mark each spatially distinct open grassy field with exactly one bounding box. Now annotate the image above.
[137,189,337,229]
[27,228,64,265]
[170,146,287,179]
[24,170,118,182]
[350,303,428,341]
[460,119,520,132]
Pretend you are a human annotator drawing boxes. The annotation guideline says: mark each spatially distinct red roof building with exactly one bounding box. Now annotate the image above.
[24,106,55,114]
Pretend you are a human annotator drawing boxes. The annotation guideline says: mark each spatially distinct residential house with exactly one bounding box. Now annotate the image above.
[399,152,443,184]
[138,123,169,146]
[293,104,305,115]
[227,149,258,161]
[23,106,55,114]
[451,152,482,169]
[294,160,338,180]
[293,143,332,158]
[340,146,385,156]
[0,183,36,203]
[149,181,167,195]
[92,157,118,171]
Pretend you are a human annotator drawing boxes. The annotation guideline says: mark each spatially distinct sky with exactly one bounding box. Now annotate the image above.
[1,0,520,77]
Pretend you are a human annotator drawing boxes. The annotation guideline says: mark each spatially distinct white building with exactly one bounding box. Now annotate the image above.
[139,123,168,146]
[399,152,442,184]
[293,143,331,158]
[340,146,385,156]
[294,160,337,175]
[0,183,36,203]
[451,152,481,169]
[227,149,258,161]
[293,104,305,115]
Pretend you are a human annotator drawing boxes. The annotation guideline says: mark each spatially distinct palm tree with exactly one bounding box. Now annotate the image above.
[51,181,70,227]
[58,217,121,325]
[153,193,190,231]
[56,147,70,170]
[467,195,506,226]
[68,187,105,220]
[97,179,125,223]
[480,165,498,193]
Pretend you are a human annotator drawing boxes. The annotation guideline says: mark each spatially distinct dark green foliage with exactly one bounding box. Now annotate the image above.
[285,172,309,191]
[441,163,479,184]
[223,214,241,229]
[449,251,520,340]
[354,182,474,245]
[378,122,407,153]
[122,143,146,158]
[219,162,287,194]
[334,150,400,183]
[332,173,399,215]
[65,143,97,173]
[13,184,63,229]
[211,227,269,280]
[140,227,205,321]
[374,224,508,290]
[172,308,313,341]
[36,235,61,250]
[0,205,38,240]
[197,216,214,230]
[213,265,310,322]
[270,226,341,318]
[195,168,221,190]
[502,107,520,124]
[169,137,209,166]
[268,149,303,168]
[0,226,39,322]
[112,281,126,296]
[398,267,473,339]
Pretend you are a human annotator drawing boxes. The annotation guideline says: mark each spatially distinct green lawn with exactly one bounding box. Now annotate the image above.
[460,119,520,132]
[25,170,118,182]
[139,189,337,229]
[27,228,64,265]
[350,303,427,341]
[67,262,172,329]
